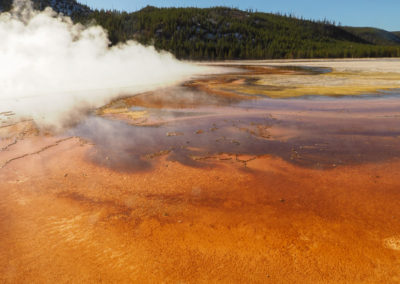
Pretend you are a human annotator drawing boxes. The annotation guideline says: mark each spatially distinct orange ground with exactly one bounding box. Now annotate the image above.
[1,63,400,283]
[1,135,400,283]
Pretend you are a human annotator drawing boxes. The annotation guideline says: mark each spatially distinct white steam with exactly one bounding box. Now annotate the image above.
[0,0,208,129]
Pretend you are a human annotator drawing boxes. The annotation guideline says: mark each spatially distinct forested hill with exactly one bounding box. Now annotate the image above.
[1,0,400,60]
[86,6,400,59]
[343,27,400,46]
[0,0,90,16]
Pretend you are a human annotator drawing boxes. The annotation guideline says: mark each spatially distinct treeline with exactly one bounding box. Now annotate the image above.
[2,0,400,60]
[79,6,400,60]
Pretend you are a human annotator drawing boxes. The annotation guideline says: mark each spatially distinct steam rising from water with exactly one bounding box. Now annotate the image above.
[0,0,207,129]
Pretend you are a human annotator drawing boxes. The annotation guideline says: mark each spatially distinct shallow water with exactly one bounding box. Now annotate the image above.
[68,75,400,172]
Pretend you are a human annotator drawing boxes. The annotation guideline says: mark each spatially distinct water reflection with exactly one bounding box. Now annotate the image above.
[68,86,400,172]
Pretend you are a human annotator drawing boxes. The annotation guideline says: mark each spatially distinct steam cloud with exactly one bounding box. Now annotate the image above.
[0,0,209,129]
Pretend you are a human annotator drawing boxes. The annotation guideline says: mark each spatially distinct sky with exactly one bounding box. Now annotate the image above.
[80,0,400,31]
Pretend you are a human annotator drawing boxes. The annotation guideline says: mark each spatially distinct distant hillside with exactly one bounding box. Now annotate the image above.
[85,6,400,59]
[344,27,400,46]
[0,0,90,17]
[1,0,399,60]
[393,32,400,38]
